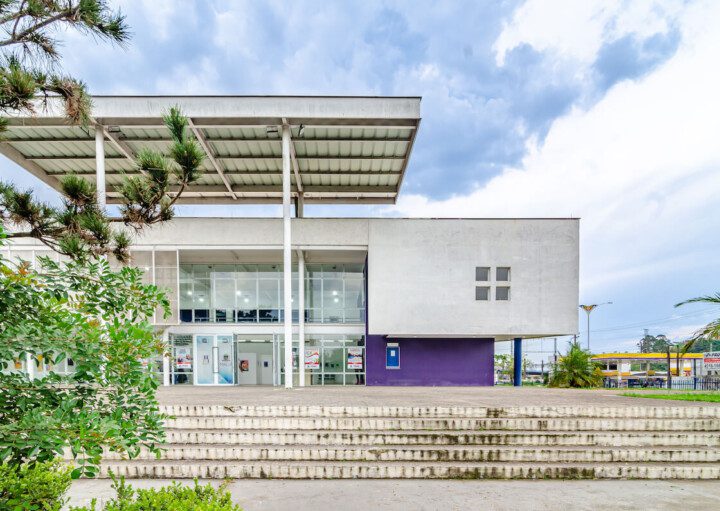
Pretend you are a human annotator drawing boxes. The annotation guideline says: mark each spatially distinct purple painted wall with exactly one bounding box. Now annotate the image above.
[365,335,495,386]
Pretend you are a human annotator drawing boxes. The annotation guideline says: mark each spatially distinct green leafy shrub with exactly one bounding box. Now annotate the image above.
[0,460,72,511]
[0,227,168,477]
[70,477,242,511]
[549,340,603,388]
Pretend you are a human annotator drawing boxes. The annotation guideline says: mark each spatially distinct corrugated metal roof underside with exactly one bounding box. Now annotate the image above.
[1,124,418,204]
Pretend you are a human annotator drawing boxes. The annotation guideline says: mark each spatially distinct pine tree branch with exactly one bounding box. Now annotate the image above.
[0,9,79,48]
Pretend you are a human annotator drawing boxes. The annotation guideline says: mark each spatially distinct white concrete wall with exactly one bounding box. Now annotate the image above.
[367,219,579,338]
[5,217,580,338]
[132,218,369,248]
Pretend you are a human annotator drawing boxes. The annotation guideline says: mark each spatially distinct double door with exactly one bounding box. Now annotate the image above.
[194,335,235,385]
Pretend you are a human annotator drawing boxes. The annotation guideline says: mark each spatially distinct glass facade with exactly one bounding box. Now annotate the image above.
[179,263,365,324]
[168,333,365,386]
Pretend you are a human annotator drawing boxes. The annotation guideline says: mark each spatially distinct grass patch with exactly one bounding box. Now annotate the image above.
[621,392,720,402]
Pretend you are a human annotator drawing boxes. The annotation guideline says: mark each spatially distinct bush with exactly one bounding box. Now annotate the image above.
[70,477,242,511]
[549,340,604,388]
[0,460,72,511]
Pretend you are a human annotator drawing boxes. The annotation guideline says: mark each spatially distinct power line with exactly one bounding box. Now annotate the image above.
[589,307,720,334]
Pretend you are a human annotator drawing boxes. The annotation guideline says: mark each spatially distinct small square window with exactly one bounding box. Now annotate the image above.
[497,267,511,281]
[476,267,490,281]
[476,286,490,301]
[496,286,510,301]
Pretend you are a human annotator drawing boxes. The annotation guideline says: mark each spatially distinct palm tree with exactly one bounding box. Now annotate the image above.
[548,340,603,388]
[675,293,720,353]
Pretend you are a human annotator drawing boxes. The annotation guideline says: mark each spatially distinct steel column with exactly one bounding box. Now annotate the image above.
[513,337,522,387]
[298,250,305,387]
[94,126,106,208]
[162,329,170,387]
[282,125,293,388]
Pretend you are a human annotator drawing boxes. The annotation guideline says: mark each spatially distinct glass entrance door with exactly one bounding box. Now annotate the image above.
[194,335,235,385]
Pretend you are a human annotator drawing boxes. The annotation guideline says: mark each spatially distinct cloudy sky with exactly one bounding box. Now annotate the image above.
[2,0,720,357]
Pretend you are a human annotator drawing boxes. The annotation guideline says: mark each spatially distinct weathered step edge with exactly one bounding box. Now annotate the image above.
[164,417,720,432]
[95,446,720,463]
[159,405,720,419]
[96,462,720,480]
[164,430,720,447]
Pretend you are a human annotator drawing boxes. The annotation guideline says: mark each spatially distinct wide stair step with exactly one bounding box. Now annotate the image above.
[92,405,720,479]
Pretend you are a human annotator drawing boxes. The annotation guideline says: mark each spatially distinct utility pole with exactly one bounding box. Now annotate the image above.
[579,302,613,351]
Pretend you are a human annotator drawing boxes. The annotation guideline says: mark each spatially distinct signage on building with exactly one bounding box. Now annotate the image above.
[347,348,363,370]
[703,352,720,371]
[305,349,320,369]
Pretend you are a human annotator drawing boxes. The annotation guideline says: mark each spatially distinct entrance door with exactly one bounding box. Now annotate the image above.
[194,335,235,385]
[235,337,274,385]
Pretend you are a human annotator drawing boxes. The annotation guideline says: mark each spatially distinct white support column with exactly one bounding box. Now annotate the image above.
[94,126,106,208]
[162,329,171,387]
[298,250,305,387]
[282,124,293,389]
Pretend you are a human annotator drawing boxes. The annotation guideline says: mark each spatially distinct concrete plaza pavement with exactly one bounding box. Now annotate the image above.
[68,479,720,510]
[156,384,720,408]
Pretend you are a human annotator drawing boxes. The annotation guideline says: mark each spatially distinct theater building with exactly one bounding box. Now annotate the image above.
[1,95,579,387]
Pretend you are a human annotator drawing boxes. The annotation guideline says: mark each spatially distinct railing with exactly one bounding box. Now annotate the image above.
[603,376,720,390]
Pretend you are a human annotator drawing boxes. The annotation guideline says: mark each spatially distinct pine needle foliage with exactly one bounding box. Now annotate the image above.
[1,108,205,261]
[548,340,604,388]
[0,1,129,133]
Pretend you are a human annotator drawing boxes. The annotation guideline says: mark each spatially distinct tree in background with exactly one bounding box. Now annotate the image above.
[0,227,168,477]
[675,293,720,353]
[548,340,603,388]
[637,333,671,353]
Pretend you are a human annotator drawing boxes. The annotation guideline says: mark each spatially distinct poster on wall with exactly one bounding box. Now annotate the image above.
[347,348,363,370]
[240,359,250,372]
[176,348,192,369]
[305,349,320,369]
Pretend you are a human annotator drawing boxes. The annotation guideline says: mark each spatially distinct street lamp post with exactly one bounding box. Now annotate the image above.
[579,302,612,352]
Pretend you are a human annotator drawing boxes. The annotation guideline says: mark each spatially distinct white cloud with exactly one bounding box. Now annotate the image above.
[390,0,720,302]
[493,0,683,66]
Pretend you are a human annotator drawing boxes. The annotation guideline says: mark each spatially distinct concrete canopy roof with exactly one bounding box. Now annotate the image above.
[0,95,422,205]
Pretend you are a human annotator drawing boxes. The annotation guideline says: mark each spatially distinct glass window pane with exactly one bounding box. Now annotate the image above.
[306,309,322,323]
[258,264,280,278]
[236,264,257,278]
[306,264,323,278]
[236,279,257,308]
[496,286,510,300]
[180,282,193,309]
[192,265,211,278]
[476,286,490,301]
[306,279,322,308]
[322,264,342,278]
[497,267,511,281]
[214,279,235,309]
[258,280,279,308]
[476,267,490,281]
[344,263,364,277]
[323,308,343,323]
[212,264,235,278]
[193,280,211,308]
[345,278,364,308]
[323,279,343,308]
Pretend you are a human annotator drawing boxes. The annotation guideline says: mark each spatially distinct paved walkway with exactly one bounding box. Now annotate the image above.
[68,480,720,510]
[157,385,718,407]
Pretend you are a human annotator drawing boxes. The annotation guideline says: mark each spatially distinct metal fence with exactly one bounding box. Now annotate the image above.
[603,376,720,390]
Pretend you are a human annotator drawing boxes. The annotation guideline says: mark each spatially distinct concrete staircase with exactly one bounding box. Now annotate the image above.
[99,405,720,479]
